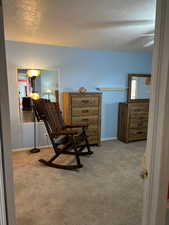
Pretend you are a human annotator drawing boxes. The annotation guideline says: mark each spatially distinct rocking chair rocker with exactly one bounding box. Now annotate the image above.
[34,99,93,170]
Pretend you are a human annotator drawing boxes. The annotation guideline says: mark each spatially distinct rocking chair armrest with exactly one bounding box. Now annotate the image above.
[65,123,88,128]
[50,130,78,138]
[59,130,78,135]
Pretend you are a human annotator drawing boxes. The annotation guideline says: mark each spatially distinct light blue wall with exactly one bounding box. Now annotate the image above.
[40,70,58,101]
[136,77,151,99]
[5,41,152,148]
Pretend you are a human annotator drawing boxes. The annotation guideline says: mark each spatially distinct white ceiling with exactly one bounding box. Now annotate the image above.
[3,0,156,52]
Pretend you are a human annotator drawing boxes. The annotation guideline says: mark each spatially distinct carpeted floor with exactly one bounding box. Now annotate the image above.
[12,140,146,225]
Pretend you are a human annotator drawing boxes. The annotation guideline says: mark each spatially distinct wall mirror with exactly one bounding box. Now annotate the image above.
[128,74,151,102]
[17,68,59,123]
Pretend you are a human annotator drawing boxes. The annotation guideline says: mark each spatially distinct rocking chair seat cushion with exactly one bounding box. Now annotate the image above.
[53,130,84,145]
[53,135,68,145]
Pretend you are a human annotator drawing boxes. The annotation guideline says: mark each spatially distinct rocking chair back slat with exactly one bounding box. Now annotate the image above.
[54,103,65,128]
[45,101,63,135]
[34,99,50,121]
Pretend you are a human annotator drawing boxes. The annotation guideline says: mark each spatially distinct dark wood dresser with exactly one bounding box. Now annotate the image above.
[63,92,102,145]
[118,102,149,143]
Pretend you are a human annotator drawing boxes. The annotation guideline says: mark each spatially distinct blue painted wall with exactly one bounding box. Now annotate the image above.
[40,70,59,101]
[136,77,151,99]
[5,41,152,148]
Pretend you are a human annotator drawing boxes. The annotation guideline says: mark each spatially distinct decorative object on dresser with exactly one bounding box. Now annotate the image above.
[118,73,151,143]
[64,92,102,145]
[78,87,87,93]
[118,102,149,143]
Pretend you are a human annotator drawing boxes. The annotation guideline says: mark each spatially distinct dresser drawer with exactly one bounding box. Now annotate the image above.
[70,126,98,135]
[72,116,98,125]
[86,127,98,136]
[72,107,98,117]
[129,103,149,113]
[130,112,148,119]
[128,129,147,140]
[88,136,98,145]
[71,127,98,144]
[71,96,99,107]
[129,118,148,129]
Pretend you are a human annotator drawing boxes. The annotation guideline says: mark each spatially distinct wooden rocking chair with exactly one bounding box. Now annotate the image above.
[34,99,93,170]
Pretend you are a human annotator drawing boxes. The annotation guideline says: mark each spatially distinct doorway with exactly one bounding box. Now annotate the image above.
[0,0,168,224]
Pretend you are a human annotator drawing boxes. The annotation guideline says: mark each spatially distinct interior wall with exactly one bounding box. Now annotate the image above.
[5,40,152,149]
[40,70,58,101]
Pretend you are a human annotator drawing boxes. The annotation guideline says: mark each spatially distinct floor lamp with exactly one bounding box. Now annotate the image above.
[27,69,41,153]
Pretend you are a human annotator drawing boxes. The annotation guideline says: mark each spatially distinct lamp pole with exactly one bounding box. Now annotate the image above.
[30,99,40,153]
[27,71,41,153]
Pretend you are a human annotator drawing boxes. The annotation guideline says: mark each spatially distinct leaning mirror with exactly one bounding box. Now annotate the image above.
[128,74,151,102]
[17,68,59,122]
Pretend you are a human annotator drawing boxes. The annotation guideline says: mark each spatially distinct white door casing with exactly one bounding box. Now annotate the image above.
[0,1,7,223]
[0,143,6,225]
[142,0,169,225]
[0,1,16,225]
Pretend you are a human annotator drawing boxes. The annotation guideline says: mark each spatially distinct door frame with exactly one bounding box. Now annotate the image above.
[0,1,16,225]
[142,0,169,225]
[1,0,169,224]
[0,144,7,225]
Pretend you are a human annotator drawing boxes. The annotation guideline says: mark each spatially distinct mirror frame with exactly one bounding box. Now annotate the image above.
[128,73,151,102]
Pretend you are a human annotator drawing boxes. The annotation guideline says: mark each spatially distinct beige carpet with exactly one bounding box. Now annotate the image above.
[12,140,145,225]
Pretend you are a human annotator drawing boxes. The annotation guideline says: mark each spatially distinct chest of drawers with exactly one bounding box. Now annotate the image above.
[118,102,149,143]
[63,92,102,145]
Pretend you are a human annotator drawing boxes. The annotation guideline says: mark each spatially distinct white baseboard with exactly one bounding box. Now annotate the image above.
[12,145,52,152]
[101,137,117,142]
[12,137,117,152]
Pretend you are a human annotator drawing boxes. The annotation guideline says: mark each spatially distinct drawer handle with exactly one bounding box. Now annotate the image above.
[82,110,89,113]
[82,118,89,122]
[138,123,143,126]
[81,100,89,104]
[140,169,148,180]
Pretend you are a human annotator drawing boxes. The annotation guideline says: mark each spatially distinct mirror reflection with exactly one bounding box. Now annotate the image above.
[17,68,59,123]
[130,76,151,100]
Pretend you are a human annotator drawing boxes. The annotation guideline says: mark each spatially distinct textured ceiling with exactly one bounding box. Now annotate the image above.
[3,0,156,52]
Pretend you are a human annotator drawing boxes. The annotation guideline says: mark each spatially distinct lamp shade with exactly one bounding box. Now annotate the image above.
[29,92,40,100]
[27,69,41,77]
[44,89,53,94]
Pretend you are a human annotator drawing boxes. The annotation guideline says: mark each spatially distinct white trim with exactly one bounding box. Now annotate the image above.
[142,0,169,225]
[167,201,169,209]
[101,137,117,142]
[96,87,128,91]
[0,143,7,225]
[16,66,59,71]
[12,138,118,152]
[12,145,52,152]
[0,2,16,225]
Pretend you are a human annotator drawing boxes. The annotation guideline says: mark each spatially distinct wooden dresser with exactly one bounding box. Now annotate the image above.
[63,92,102,145]
[118,102,149,143]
